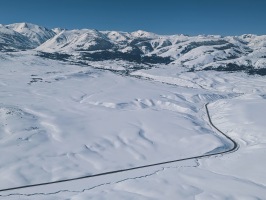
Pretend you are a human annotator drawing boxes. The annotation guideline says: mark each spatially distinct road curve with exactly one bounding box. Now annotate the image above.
[0,103,239,193]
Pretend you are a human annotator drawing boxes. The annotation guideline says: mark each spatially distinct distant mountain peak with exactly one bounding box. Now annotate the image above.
[52,27,66,34]
[131,30,158,38]
[6,22,56,46]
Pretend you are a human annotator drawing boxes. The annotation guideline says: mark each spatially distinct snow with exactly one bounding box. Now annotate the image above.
[6,23,56,46]
[37,29,113,52]
[202,96,266,186]
[130,30,159,39]
[102,31,130,42]
[52,28,65,35]
[0,25,35,51]
[1,22,265,74]
[0,53,231,190]
[0,51,265,199]
[0,23,266,199]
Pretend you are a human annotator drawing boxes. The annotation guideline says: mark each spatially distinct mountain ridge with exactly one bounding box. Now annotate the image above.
[1,22,266,75]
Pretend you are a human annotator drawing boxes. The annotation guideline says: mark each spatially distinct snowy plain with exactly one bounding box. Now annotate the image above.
[0,51,265,200]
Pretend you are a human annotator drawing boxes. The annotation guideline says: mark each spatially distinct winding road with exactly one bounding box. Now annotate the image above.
[0,103,239,193]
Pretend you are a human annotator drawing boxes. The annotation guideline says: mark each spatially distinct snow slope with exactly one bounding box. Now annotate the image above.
[37,28,266,74]
[0,23,266,199]
[203,96,266,186]
[0,52,230,190]
[38,29,114,52]
[0,52,265,199]
[0,25,35,51]
[6,23,56,46]
[0,22,265,75]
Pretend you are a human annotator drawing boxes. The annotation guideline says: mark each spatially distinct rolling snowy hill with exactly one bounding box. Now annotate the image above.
[0,23,266,200]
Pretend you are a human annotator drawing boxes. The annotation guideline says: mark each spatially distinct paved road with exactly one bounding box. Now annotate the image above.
[0,103,239,193]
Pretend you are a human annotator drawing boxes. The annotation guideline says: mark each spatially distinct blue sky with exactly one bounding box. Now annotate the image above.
[1,0,265,35]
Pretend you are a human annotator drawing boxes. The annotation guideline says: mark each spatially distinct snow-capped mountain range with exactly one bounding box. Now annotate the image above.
[1,22,266,74]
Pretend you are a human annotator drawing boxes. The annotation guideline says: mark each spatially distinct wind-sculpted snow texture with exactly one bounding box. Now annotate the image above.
[0,23,266,199]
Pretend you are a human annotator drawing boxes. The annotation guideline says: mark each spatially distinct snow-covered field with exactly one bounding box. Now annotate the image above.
[0,50,265,199]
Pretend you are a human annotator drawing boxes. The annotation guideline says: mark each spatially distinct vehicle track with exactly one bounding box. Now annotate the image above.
[0,103,239,193]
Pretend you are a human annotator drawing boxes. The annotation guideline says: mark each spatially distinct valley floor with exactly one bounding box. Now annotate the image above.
[0,52,265,199]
